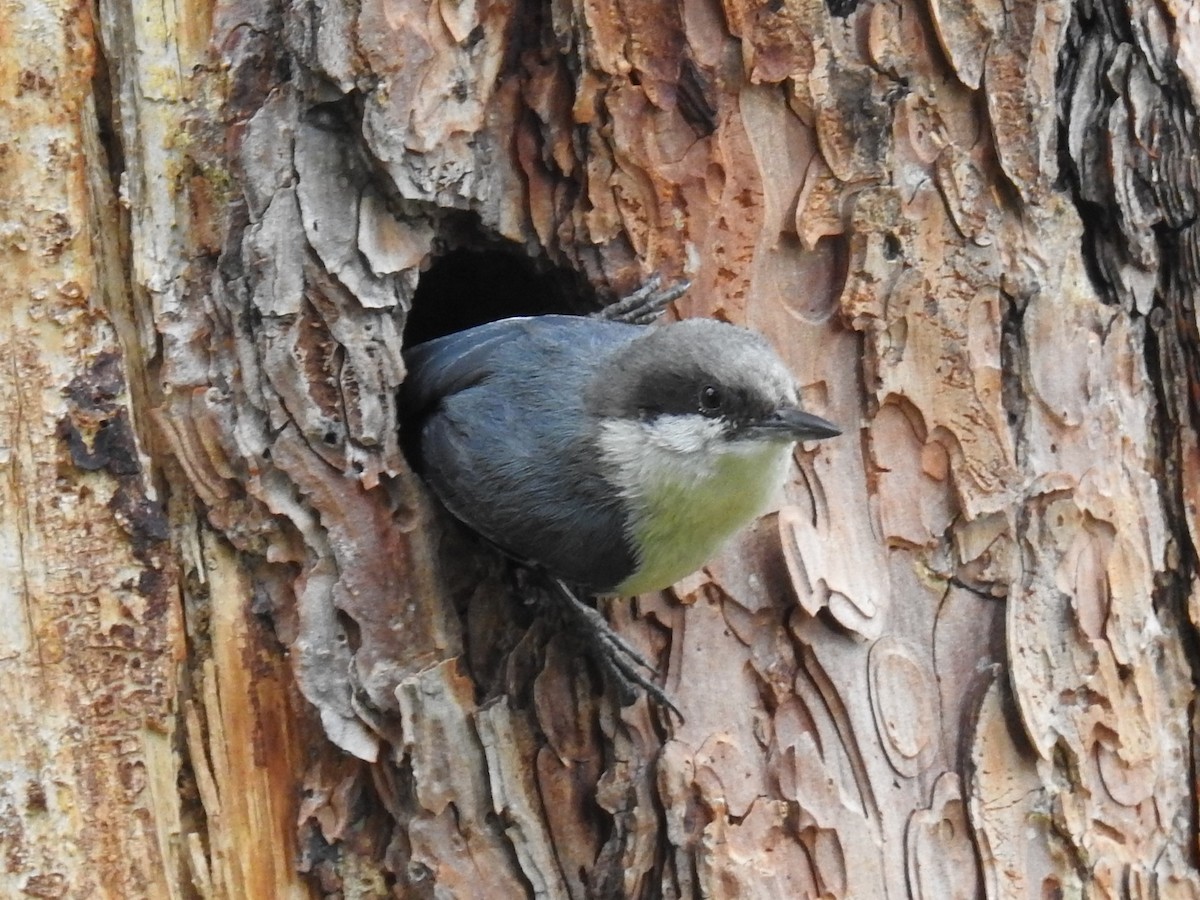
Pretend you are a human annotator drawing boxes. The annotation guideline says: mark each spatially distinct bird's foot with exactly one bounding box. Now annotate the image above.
[547,577,683,722]
[597,275,690,326]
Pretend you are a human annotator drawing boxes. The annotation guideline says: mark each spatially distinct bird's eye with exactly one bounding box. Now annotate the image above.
[698,385,723,415]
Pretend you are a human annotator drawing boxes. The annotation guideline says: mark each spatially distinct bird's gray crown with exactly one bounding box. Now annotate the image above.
[584,318,798,430]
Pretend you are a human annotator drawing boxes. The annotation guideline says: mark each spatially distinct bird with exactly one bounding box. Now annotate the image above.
[401,309,839,708]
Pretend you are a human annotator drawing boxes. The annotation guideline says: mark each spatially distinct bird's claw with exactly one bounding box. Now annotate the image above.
[549,577,684,723]
[598,276,691,326]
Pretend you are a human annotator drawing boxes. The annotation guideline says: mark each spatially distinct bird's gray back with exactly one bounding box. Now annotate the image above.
[402,316,643,592]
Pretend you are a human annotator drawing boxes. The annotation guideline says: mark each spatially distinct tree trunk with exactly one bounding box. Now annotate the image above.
[3,0,1199,894]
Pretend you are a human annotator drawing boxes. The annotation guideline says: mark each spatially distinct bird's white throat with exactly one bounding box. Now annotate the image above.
[597,415,794,596]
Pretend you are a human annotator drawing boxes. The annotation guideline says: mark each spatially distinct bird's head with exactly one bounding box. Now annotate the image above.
[585,318,839,596]
[586,318,839,460]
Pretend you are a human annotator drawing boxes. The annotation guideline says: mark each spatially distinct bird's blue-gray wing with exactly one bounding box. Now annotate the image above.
[402,316,642,592]
[403,318,533,415]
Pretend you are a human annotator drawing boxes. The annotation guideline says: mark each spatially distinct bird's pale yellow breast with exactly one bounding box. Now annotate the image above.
[603,424,793,596]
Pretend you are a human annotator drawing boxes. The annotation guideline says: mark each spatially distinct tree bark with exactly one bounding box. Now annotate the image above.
[3,0,1199,895]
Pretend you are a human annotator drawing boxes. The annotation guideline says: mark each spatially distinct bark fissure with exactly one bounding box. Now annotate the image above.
[1058,0,1200,646]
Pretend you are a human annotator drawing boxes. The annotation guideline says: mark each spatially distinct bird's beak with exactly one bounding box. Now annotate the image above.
[745,406,841,441]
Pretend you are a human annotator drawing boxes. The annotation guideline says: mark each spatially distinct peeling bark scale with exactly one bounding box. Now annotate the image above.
[2,0,1200,895]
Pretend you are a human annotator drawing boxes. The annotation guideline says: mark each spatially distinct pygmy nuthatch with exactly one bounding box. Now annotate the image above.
[402,314,839,597]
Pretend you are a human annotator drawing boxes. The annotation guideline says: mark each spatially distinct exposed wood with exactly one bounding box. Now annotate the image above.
[0,1,184,895]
